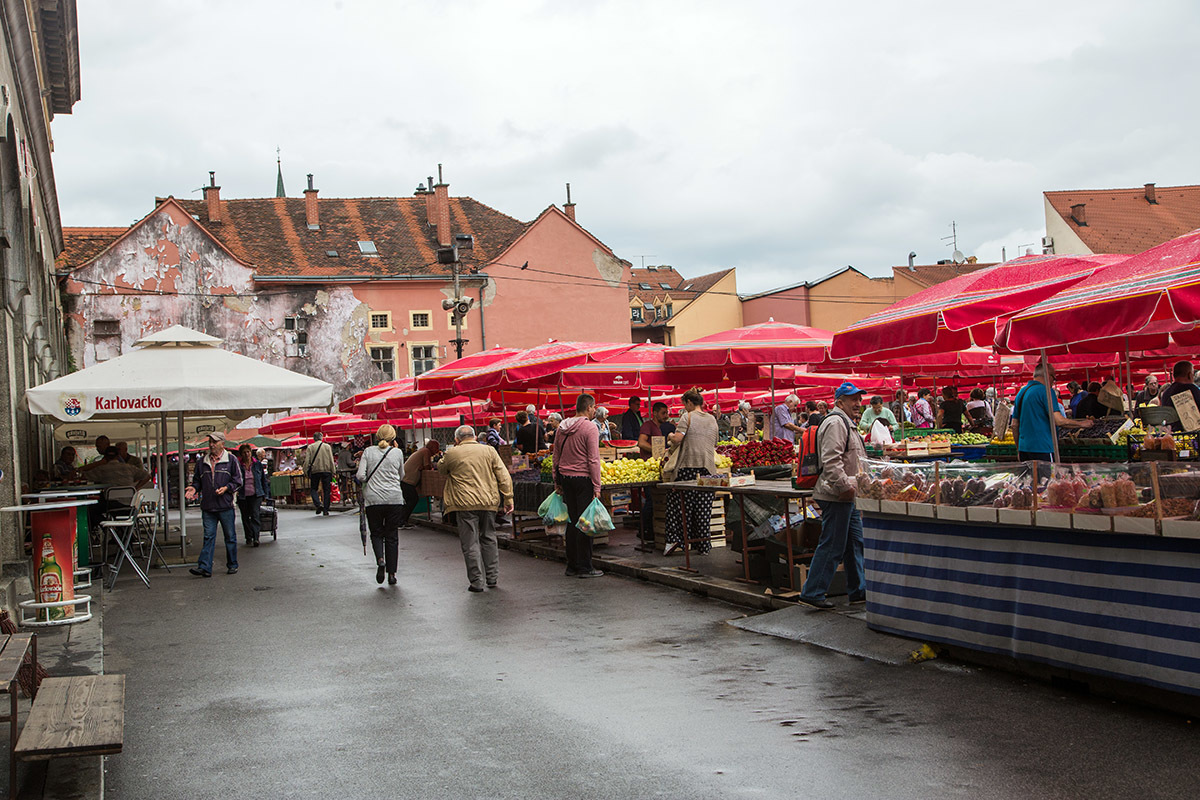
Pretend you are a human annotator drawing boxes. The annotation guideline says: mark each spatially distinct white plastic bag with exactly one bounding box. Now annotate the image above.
[869,419,894,446]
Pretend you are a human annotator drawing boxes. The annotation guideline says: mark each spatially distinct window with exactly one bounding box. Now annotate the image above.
[284,315,307,331]
[638,282,652,290]
[94,319,120,361]
[411,344,438,376]
[446,311,467,330]
[326,250,339,258]
[631,307,643,322]
[665,304,673,318]
[369,346,395,380]
[654,307,663,320]
[357,240,378,255]
[286,330,309,358]
[410,311,432,330]
[660,282,673,289]
[369,312,391,331]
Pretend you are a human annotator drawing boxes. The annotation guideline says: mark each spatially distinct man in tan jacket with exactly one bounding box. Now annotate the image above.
[438,426,514,592]
[303,432,336,516]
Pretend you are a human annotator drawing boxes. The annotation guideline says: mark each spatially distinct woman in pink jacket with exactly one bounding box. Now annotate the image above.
[552,394,604,579]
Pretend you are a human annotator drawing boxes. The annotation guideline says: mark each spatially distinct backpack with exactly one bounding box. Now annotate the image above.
[795,414,846,489]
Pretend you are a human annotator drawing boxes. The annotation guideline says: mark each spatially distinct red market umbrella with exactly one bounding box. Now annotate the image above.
[997,229,1200,353]
[414,346,522,392]
[451,341,635,394]
[260,412,346,437]
[831,254,1121,359]
[664,320,834,368]
[320,415,384,440]
[337,378,414,413]
[556,343,742,390]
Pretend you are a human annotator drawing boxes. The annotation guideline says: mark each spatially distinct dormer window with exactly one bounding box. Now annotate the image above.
[631,307,643,322]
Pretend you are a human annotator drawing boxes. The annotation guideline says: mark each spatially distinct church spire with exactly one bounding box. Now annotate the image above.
[275,146,286,198]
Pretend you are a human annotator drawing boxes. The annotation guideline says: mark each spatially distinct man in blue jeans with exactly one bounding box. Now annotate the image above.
[187,431,244,577]
[801,382,868,609]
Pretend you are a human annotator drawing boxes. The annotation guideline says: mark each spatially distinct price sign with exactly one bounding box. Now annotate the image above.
[1169,391,1200,432]
[993,403,1011,441]
[651,436,666,459]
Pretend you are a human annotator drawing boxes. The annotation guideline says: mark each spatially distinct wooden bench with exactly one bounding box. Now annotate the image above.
[0,633,36,800]
[14,675,124,767]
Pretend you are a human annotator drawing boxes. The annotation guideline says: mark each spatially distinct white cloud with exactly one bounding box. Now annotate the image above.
[51,0,1200,300]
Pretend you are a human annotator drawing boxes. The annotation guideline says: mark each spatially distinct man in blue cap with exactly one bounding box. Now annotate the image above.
[800,381,868,609]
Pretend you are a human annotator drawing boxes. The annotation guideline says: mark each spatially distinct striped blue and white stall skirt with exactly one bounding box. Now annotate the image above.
[863,514,1200,697]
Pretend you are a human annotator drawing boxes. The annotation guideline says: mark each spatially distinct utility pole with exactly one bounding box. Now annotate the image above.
[438,233,475,360]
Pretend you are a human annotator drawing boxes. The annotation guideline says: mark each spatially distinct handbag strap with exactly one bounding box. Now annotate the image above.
[362,447,396,488]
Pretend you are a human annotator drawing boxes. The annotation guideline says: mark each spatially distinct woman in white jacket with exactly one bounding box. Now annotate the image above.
[356,424,407,585]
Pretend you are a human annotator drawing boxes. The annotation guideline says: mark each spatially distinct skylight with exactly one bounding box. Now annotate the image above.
[660,282,673,289]
[357,240,378,255]
[638,282,652,290]
[326,250,339,258]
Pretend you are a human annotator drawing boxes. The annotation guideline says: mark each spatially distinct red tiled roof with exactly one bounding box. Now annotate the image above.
[1045,184,1200,254]
[56,227,127,270]
[62,195,531,279]
[628,266,686,301]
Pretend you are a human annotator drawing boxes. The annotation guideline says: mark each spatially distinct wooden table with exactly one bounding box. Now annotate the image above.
[660,479,814,587]
[0,632,36,798]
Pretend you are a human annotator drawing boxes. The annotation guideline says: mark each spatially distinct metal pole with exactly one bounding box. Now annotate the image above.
[1041,350,1061,463]
[177,411,187,558]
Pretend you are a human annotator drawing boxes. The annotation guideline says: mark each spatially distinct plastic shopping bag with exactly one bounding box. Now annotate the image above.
[538,492,570,525]
[869,419,894,446]
[575,498,615,537]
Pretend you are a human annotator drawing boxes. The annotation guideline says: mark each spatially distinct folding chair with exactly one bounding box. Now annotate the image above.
[100,487,151,590]
[133,488,172,574]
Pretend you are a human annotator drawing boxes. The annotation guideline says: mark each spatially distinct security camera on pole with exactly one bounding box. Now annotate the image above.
[437,233,475,359]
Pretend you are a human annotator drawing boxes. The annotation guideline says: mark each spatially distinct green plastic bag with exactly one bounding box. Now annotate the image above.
[576,498,615,537]
[538,492,570,525]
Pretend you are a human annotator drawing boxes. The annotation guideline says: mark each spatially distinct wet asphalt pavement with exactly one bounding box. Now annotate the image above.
[102,509,1197,799]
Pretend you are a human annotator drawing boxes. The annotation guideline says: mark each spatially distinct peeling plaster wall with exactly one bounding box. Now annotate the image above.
[63,206,383,400]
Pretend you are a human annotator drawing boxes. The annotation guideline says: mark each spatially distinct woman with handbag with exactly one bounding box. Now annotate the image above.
[236,444,269,547]
[355,424,407,586]
[662,388,719,556]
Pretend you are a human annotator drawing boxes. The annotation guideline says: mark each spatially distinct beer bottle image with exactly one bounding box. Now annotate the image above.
[38,531,65,622]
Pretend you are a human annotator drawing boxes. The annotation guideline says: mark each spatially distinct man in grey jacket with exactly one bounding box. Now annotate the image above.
[800,382,868,609]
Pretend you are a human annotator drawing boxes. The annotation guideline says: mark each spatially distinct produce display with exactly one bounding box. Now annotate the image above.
[1059,417,1128,440]
[272,469,304,477]
[509,468,541,483]
[715,453,733,470]
[601,458,661,485]
[948,433,990,446]
[716,440,795,469]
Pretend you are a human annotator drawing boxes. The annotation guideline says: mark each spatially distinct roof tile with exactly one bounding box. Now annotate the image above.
[1045,184,1200,254]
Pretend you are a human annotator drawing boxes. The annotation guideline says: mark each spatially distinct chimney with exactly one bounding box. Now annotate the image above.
[1070,203,1087,226]
[304,174,319,230]
[1145,183,1157,204]
[424,174,436,226]
[203,171,221,223]
[563,182,576,222]
[434,163,451,246]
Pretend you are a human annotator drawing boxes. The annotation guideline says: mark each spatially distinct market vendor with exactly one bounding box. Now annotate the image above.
[620,397,644,441]
[912,388,935,428]
[730,401,756,440]
[1133,375,1161,408]
[937,386,967,434]
[1011,362,1093,461]
[858,396,898,434]
[769,395,802,442]
[514,410,544,454]
[965,388,994,430]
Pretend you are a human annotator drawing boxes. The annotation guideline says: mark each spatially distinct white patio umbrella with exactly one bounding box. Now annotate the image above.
[27,325,333,556]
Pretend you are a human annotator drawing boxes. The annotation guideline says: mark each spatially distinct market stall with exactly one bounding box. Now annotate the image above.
[856,456,1200,696]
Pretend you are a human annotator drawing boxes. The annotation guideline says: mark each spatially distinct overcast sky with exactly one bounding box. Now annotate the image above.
[52,0,1200,294]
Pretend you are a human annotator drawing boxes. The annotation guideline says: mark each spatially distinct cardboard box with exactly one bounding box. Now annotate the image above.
[998,508,1034,526]
[880,500,907,515]
[907,502,935,518]
[1035,510,1072,529]
[1113,516,1157,535]
[935,506,967,521]
[1160,519,1200,539]
[856,498,880,513]
[966,507,998,524]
